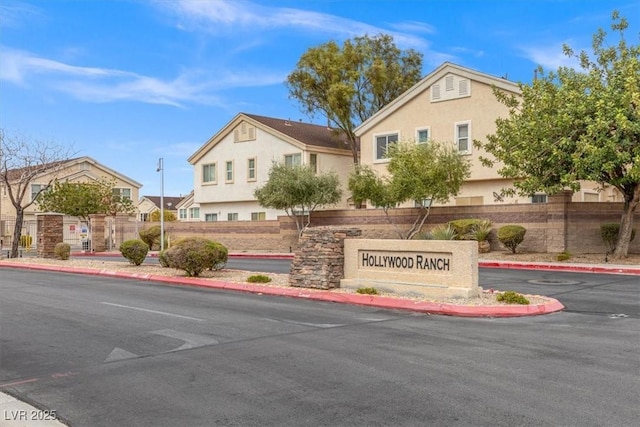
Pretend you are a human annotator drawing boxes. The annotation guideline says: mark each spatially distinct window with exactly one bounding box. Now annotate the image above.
[284,153,301,167]
[455,196,484,206]
[531,194,547,204]
[189,207,200,219]
[205,213,218,222]
[455,122,471,153]
[251,212,266,221]
[416,128,429,144]
[227,213,238,221]
[179,209,187,219]
[112,188,131,200]
[31,184,46,202]
[247,158,256,181]
[583,193,599,202]
[309,154,318,173]
[225,161,234,183]
[140,213,149,222]
[375,133,398,160]
[202,163,217,183]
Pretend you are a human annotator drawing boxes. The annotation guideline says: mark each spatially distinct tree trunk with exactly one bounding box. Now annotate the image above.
[612,184,640,259]
[10,208,25,258]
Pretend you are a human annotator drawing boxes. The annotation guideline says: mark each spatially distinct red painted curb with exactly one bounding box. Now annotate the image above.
[478,260,640,275]
[0,262,564,318]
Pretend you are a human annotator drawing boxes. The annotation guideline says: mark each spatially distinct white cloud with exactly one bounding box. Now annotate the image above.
[519,42,582,71]
[156,0,430,50]
[0,2,43,28]
[0,47,286,107]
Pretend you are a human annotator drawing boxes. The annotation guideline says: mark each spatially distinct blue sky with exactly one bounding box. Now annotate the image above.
[1,0,638,197]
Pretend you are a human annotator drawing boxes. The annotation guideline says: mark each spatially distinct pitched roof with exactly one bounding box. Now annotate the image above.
[142,196,185,210]
[188,112,354,164]
[243,113,353,151]
[355,62,521,135]
[2,156,142,188]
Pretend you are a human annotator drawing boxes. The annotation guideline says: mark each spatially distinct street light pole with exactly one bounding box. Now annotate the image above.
[157,158,164,252]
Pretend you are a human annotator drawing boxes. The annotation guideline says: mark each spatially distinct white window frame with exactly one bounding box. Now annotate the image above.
[227,212,239,221]
[179,209,187,220]
[455,121,471,154]
[309,153,318,173]
[205,213,218,222]
[284,153,301,167]
[247,157,256,181]
[112,187,131,201]
[251,212,266,221]
[189,207,200,219]
[374,131,399,162]
[416,127,430,144]
[531,194,547,204]
[225,160,234,183]
[202,163,217,184]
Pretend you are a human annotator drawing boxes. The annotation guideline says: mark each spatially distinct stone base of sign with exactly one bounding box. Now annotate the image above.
[341,239,480,299]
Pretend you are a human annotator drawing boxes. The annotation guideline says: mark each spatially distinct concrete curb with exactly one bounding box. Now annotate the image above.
[0,262,563,318]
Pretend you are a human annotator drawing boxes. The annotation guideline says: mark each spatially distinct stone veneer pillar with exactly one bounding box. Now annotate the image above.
[546,190,573,253]
[36,213,64,258]
[89,214,107,252]
[289,226,362,290]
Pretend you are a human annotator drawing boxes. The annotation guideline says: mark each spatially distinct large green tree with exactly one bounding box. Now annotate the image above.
[37,178,136,221]
[476,12,639,258]
[254,163,342,237]
[349,141,470,239]
[287,34,423,164]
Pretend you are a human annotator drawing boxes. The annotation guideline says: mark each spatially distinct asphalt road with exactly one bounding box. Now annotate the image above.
[1,268,638,426]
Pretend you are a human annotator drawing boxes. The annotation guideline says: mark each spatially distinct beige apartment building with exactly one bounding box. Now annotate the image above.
[355,62,621,206]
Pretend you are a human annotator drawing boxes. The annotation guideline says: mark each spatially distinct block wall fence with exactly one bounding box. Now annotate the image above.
[142,192,639,255]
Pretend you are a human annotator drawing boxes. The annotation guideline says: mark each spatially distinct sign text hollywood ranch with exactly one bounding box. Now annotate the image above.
[360,251,451,271]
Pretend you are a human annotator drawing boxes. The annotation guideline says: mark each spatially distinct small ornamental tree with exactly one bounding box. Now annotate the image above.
[150,210,177,222]
[163,237,228,277]
[254,163,342,237]
[349,141,470,239]
[119,239,149,266]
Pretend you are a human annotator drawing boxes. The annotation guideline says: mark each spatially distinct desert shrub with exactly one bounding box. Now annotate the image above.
[496,291,530,305]
[411,231,432,240]
[448,219,484,240]
[247,274,271,283]
[498,225,527,253]
[207,241,228,271]
[429,224,457,240]
[20,235,33,248]
[158,249,170,267]
[138,225,160,249]
[600,223,636,252]
[119,239,149,266]
[556,251,571,261]
[356,287,379,295]
[163,237,228,277]
[54,242,71,260]
[471,220,493,241]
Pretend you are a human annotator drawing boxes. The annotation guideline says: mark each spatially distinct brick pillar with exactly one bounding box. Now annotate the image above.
[289,227,362,290]
[546,190,573,253]
[89,214,107,252]
[37,213,64,258]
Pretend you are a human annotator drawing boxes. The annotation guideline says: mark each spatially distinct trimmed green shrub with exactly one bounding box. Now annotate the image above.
[496,291,530,305]
[556,251,571,261]
[138,225,167,251]
[158,249,170,267]
[163,237,228,277]
[247,274,271,283]
[600,223,636,252]
[448,219,484,240]
[356,287,379,295]
[54,242,71,260]
[119,239,149,266]
[20,235,33,248]
[498,225,527,253]
[430,224,457,240]
[207,241,228,271]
